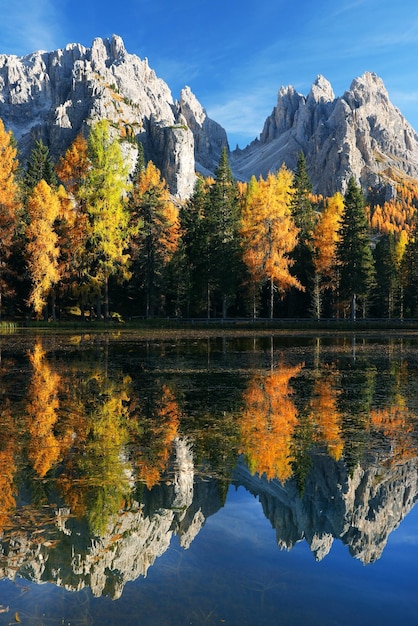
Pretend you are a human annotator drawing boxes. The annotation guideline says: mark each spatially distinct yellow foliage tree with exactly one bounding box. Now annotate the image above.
[240,167,302,318]
[26,180,61,317]
[312,192,344,318]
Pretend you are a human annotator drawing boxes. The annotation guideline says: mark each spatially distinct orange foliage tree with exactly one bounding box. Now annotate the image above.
[129,158,180,317]
[0,118,20,316]
[55,134,91,310]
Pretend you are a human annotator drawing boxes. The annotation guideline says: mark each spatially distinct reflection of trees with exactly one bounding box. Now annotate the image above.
[59,370,133,536]
[134,383,180,489]
[26,341,61,477]
[0,406,16,532]
[370,360,416,464]
[338,360,376,473]
[310,367,343,461]
[240,362,303,483]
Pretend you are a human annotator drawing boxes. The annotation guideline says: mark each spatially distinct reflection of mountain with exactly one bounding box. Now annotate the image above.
[234,451,418,564]
[0,438,224,599]
[1,446,417,599]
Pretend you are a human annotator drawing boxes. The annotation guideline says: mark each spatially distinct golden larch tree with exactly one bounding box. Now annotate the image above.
[312,192,344,318]
[26,180,61,317]
[240,167,302,318]
[0,118,20,316]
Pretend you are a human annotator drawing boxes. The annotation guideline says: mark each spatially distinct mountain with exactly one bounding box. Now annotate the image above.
[231,72,418,199]
[1,35,418,200]
[0,35,228,200]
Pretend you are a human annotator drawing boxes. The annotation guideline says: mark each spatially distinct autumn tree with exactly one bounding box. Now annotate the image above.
[312,192,344,318]
[336,177,376,320]
[55,134,91,314]
[240,167,302,318]
[81,120,131,320]
[0,118,20,317]
[25,179,61,318]
[128,155,179,317]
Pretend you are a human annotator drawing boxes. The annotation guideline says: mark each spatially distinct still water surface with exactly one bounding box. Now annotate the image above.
[0,331,417,625]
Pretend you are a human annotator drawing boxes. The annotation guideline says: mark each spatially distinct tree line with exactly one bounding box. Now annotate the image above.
[1,115,418,321]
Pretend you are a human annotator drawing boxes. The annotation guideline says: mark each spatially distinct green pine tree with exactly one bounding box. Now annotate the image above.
[206,147,242,318]
[24,139,57,194]
[289,152,316,317]
[336,176,376,320]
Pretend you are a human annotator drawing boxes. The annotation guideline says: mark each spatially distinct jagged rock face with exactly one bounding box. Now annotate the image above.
[231,72,418,197]
[0,35,199,199]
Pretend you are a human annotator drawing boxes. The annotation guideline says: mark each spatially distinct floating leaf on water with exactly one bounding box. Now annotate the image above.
[14,612,21,622]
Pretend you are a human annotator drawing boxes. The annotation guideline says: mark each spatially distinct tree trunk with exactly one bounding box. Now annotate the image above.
[222,294,227,319]
[206,284,211,319]
[270,277,274,319]
[351,293,356,321]
[104,277,109,321]
[96,294,102,320]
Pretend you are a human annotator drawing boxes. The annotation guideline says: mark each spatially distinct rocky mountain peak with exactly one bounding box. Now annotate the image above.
[308,74,335,103]
[231,71,418,197]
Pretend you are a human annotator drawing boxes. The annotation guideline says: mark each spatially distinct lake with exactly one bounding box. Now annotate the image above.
[0,329,417,625]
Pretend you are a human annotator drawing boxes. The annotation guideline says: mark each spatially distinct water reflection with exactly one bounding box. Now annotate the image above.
[0,333,417,601]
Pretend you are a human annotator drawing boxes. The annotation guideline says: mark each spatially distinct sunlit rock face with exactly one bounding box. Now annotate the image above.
[230,72,418,198]
[0,35,209,199]
[234,452,418,564]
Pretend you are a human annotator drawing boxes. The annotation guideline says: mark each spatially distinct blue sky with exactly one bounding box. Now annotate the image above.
[2,0,418,148]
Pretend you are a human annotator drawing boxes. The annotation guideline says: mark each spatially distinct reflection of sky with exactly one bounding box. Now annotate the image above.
[183,485,418,626]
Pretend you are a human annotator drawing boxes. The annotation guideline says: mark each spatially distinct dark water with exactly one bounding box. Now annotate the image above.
[0,330,417,625]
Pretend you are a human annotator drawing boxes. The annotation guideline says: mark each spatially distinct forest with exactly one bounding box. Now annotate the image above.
[1,115,418,322]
